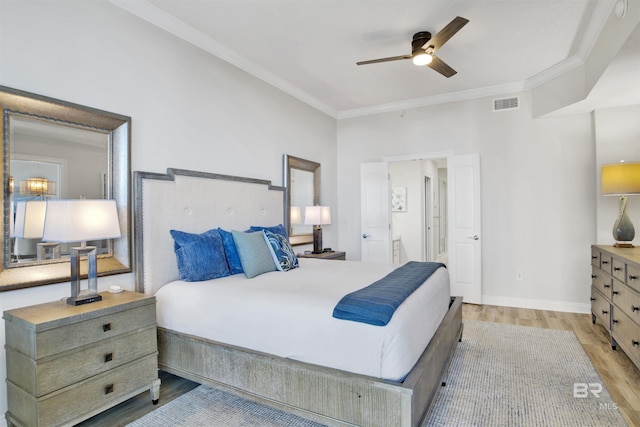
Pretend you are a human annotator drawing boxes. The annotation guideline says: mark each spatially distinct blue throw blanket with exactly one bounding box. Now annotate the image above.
[332,261,446,326]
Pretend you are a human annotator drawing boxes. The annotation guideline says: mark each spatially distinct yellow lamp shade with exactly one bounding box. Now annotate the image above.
[601,162,640,195]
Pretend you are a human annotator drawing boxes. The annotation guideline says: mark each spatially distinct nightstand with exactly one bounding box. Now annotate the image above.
[298,251,346,260]
[4,291,160,427]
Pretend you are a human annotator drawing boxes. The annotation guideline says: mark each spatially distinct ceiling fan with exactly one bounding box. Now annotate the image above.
[356,16,469,78]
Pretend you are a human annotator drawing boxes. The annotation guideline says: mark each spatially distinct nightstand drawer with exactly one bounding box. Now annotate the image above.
[612,310,640,368]
[7,326,157,397]
[591,286,611,328]
[34,304,156,359]
[628,264,640,293]
[591,266,612,299]
[7,354,158,427]
[612,281,640,323]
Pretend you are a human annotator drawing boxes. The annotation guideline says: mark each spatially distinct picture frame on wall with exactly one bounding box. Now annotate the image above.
[391,187,407,212]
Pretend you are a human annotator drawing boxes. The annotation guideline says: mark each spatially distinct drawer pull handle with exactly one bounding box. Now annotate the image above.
[602,309,608,315]
[613,319,619,324]
[633,340,640,347]
[602,261,609,264]
[604,284,610,288]
[592,255,598,259]
[614,267,622,271]
[104,352,113,363]
[105,384,114,395]
[102,323,112,332]
[613,291,619,295]
[592,275,597,279]
[630,275,638,281]
[590,297,596,301]
[632,306,639,312]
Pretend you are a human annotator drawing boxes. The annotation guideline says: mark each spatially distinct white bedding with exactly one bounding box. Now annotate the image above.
[154,258,450,381]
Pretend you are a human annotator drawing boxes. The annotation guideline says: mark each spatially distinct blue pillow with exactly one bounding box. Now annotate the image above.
[217,228,243,275]
[232,230,277,278]
[249,224,288,238]
[170,229,230,282]
[264,230,299,272]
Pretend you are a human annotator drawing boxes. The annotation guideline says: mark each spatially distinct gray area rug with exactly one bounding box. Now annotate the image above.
[127,320,627,426]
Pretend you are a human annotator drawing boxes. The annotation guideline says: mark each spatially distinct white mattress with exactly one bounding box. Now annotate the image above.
[154,258,450,381]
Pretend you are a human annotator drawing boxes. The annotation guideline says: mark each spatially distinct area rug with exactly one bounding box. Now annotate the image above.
[127,321,627,427]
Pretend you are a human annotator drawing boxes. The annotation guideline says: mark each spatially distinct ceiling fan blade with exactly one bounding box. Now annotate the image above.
[422,16,469,51]
[427,55,457,78]
[357,54,412,65]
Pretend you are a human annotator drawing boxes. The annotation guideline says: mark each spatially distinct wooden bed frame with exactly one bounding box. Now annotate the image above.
[134,168,463,427]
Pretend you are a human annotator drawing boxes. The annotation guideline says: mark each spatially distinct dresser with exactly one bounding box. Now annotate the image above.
[4,291,160,427]
[591,245,640,371]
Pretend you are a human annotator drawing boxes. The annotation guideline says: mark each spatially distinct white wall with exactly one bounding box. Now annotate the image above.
[0,1,336,420]
[337,91,598,311]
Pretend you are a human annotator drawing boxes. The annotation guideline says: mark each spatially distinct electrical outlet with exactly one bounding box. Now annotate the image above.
[516,270,523,281]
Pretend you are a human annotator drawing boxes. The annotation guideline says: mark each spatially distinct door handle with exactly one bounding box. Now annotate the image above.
[468,235,479,240]
[362,234,369,239]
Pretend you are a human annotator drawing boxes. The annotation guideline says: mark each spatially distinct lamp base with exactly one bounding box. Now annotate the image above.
[614,242,635,248]
[67,293,103,306]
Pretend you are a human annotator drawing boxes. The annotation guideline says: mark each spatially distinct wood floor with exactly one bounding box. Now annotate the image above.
[79,304,640,427]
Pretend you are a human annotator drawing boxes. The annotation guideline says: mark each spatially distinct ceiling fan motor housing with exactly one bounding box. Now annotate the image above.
[412,31,432,54]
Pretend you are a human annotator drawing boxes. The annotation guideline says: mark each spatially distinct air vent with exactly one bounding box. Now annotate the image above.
[493,96,519,112]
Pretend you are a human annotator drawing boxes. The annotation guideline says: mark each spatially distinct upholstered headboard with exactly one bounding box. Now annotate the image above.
[133,168,284,295]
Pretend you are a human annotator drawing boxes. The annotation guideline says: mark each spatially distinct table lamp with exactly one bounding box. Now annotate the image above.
[42,199,121,305]
[304,205,331,253]
[602,162,640,248]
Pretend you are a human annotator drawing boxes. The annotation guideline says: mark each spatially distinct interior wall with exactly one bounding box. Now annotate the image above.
[0,1,337,420]
[337,91,597,312]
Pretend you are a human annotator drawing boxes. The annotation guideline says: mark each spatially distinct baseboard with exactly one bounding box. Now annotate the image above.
[480,295,591,314]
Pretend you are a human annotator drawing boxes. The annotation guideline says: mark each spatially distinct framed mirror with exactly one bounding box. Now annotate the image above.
[0,85,131,291]
[283,154,320,245]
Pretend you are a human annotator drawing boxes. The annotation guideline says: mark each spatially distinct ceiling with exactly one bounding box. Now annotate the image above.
[113,0,638,118]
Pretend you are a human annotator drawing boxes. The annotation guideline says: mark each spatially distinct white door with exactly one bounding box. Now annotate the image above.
[360,162,390,262]
[448,153,482,304]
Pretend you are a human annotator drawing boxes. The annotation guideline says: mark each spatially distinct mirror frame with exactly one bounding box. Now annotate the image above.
[0,85,131,291]
[283,154,320,246]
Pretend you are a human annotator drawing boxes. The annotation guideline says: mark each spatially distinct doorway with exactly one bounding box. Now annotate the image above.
[388,158,447,264]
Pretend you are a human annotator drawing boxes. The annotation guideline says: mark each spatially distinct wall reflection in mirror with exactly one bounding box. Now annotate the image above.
[8,114,110,265]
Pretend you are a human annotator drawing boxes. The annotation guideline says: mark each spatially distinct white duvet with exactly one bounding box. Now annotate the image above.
[154,258,450,381]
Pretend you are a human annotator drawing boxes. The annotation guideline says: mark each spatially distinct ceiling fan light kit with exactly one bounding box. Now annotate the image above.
[357,16,469,78]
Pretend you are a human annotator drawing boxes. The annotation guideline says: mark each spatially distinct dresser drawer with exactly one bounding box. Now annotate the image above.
[612,310,640,369]
[591,266,612,299]
[591,247,601,268]
[612,280,640,323]
[628,264,640,293]
[7,326,157,397]
[6,353,158,427]
[34,304,156,360]
[611,258,626,283]
[599,255,612,275]
[591,286,611,328]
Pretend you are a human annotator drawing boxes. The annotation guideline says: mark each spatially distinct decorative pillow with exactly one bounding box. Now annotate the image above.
[217,228,244,275]
[249,224,288,239]
[170,229,230,282]
[232,230,277,278]
[264,230,299,272]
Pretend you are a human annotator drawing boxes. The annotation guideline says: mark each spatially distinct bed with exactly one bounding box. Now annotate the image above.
[134,168,463,427]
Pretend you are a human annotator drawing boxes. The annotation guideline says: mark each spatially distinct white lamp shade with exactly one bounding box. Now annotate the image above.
[290,206,302,224]
[42,199,121,243]
[602,162,640,195]
[13,201,47,239]
[304,205,332,225]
